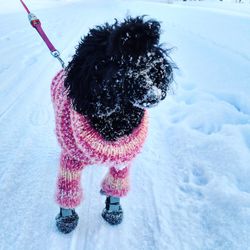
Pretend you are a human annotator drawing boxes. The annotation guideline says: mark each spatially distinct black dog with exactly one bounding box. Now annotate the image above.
[54,16,174,233]
[64,16,174,141]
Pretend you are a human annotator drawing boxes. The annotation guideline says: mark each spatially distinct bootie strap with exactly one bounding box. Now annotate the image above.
[60,207,74,217]
[105,196,121,212]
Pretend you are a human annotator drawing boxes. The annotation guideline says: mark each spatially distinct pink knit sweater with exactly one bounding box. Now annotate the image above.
[51,70,148,169]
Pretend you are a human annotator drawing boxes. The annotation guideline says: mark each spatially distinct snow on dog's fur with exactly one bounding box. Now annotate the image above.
[64,16,174,141]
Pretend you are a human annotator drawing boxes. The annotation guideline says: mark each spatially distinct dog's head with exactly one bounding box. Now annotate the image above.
[65,16,174,117]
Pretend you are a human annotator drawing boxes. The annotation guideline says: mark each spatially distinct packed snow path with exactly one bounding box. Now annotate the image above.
[0,1,250,250]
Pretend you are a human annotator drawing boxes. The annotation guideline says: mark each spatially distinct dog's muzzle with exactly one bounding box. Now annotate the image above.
[132,86,163,109]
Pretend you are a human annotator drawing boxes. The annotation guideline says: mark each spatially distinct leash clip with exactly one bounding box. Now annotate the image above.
[51,50,65,69]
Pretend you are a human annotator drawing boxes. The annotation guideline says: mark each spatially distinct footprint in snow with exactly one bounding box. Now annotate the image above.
[179,184,204,200]
[191,167,209,186]
[213,92,250,116]
[174,82,197,104]
[179,165,209,200]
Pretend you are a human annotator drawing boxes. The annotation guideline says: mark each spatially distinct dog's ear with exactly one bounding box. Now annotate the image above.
[107,16,160,57]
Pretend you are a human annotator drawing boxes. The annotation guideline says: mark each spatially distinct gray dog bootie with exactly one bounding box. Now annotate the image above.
[102,196,123,225]
[56,208,79,234]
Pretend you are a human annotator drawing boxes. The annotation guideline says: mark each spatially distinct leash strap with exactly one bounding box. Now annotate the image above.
[20,0,30,14]
[20,0,65,68]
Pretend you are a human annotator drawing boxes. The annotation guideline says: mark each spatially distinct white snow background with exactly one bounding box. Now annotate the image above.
[0,0,250,249]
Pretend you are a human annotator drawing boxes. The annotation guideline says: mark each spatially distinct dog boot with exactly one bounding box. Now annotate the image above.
[102,196,123,225]
[55,207,79,234]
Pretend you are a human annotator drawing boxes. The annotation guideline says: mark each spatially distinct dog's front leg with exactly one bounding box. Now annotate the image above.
[55,151,86,233]
[101,164,131,225]
[101,165,130,197]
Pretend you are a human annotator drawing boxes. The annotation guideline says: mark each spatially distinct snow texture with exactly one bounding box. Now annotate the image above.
[0,0,250,250]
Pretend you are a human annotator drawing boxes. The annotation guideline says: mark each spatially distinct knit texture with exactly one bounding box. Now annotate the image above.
[51,70,148,208]
[101,166,130,197]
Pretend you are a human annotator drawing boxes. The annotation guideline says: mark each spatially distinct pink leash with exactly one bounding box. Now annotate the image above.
[20,0,65,68]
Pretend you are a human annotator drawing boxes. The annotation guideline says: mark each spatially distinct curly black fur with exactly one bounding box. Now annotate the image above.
[64,16,174,141]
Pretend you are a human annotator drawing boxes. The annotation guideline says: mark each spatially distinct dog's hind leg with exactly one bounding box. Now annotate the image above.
[101,165,131,225]
[55,151,86,233]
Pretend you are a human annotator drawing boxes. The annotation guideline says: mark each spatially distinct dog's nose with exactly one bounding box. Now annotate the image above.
[147,86,162,101]
[138,86,162,108]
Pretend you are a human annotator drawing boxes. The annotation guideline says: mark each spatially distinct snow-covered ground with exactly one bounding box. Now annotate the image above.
[0,1,250,250]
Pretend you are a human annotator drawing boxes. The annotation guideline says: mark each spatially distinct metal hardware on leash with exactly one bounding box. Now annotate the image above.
[51,50,65,69]
[28,13,40,26]
[20,0,65,69]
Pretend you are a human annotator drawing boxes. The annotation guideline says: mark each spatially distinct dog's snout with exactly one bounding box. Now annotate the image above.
[147,86,162,101]
[131,86,164,109]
